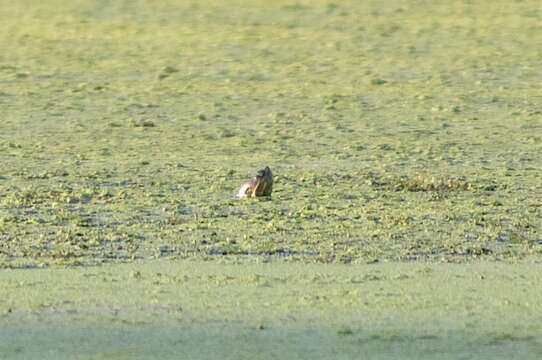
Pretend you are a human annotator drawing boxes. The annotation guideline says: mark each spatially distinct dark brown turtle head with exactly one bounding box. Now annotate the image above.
[256,166,272,180]
[252,166,273,197]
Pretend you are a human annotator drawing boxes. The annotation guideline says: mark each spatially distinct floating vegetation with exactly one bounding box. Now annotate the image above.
[0,0,540,267]
[370,174,475,193]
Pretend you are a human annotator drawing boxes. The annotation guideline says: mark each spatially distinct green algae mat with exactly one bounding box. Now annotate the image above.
[1,0,541,267]
[1,0,542,358]
[1,260,542,359]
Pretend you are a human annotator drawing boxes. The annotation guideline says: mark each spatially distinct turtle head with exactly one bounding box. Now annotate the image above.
[257,167,272,178]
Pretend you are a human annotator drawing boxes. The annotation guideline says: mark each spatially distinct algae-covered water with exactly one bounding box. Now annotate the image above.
[1,0,542,358]
[1,260,542,359]
[1,0,541,267]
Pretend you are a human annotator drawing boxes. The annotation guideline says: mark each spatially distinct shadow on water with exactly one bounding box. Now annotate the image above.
[1,318,541,360]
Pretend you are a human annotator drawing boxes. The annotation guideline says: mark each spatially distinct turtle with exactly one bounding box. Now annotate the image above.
[237,166,273,198]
